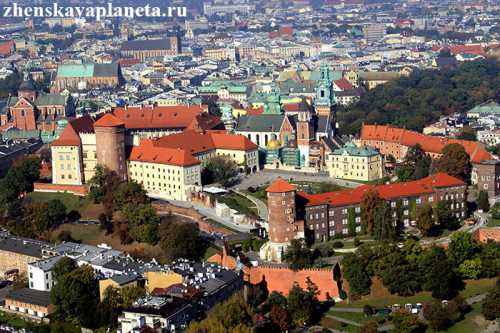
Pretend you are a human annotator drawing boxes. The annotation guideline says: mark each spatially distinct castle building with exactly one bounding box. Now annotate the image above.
[326,143,384,182]
[260,173,466,261]
[259,179,304,262]
[50,110,258,201]
[360,124,492,163]
[472,160,500,200]
[94,114,128,181]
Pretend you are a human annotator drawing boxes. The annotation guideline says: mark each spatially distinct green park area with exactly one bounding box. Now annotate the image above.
[215,191,259,217]
[335,278,496,309]
[321,278,497,333]
[25,192,105,220]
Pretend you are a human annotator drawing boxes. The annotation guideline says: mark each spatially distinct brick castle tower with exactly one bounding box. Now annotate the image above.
[259,178,302,262]
[94,113,128,181]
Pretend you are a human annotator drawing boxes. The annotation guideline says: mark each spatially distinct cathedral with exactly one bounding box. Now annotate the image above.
[0,76,75,137]
[235,63,337,170]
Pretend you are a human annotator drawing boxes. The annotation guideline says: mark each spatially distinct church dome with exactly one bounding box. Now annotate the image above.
[267,139,281,150]
[19,78,36,92]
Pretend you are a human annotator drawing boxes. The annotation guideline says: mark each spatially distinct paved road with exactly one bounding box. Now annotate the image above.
[159,199,256,233]
[329,308,363,313]
[234,169,362,190]
[233,189,268,221]
[325,314,361,327]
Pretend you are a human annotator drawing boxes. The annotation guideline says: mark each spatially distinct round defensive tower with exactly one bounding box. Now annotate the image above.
[94,113,128,181]
[260,178,297,262]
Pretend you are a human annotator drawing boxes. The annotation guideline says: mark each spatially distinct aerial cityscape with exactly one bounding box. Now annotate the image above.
[0,0,499,332]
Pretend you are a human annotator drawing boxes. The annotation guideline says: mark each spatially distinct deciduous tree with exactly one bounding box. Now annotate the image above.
[435,143,471,182]
[361,189,383,235]
[283,239,313,270]
[477,190,490,212]
[482,283,500,320]
[416,203,434,236]
[159,220,205,262]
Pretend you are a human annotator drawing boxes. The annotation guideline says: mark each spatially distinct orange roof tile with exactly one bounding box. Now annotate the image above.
[94,113,125,127]
[152,130,258,154]
[111,105,218,130]
[334,78,354,91]
[129,130,257,167]
[51,123,81,146]
[302,173,465,207]
[361,124,492,163]
[129,140,201,167]
[0,40,14,56]
[266,178,296,193]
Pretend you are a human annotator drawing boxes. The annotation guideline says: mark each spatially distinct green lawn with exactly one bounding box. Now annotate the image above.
[25,192,104,219]
[439,303,487,333]
[216,192,259,216]
[243,187,268,204]
[55,223,102,244]
[293,181,344,194]
[487,218,500,227]
[336,279,496,309]
[26,192,88,212]
[327,311,369,323]
[204,246,221,260]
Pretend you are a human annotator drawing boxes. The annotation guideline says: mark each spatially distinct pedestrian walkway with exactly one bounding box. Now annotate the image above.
[164,199,257,233]
[233,189,268,221]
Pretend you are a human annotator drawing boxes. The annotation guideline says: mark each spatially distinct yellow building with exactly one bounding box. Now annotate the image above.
[128,146,202,201]
[99,274,139,301]
[50,113,258,201]
[358,71,401,90]
[144,271,183,293]
[128,130,259,201]
[326,143,383,182]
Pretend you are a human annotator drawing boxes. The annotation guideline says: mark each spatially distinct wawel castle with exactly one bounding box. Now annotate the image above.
[49,105,258,201]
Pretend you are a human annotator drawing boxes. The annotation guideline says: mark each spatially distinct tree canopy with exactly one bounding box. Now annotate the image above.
[338,59,500,134]
[434,143,471,182]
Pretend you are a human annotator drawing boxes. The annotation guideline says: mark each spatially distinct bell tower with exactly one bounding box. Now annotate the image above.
[297,110,313,167]
[315,63,336,116]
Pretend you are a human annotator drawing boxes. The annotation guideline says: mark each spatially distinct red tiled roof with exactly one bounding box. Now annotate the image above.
[117,58,141,66]
[153,130,257,154]
[246,106,264,116]
[0,40,14,56]
[449,44,485,56]
[129,140,201,167]
[432,44,485,56]
[111,105,218,130]
[94,113,125,127]
[302,173,465,207]
[266,178,296,193]
[334,78,354,91]
[51,123,81,146]
[361,124,492,163]
[130,130,257,167]
[70,115,95,133]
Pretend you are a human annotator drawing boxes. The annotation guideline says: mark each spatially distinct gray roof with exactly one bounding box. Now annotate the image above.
[34,94,69,106]
[93,63,119,77]
[110,273,140,285]
[30,255,64,272]
[316,114,331,134]
[0,236,47,258]
[121,39,172,51]
[6,288,51,307]
[236,115,285,132]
